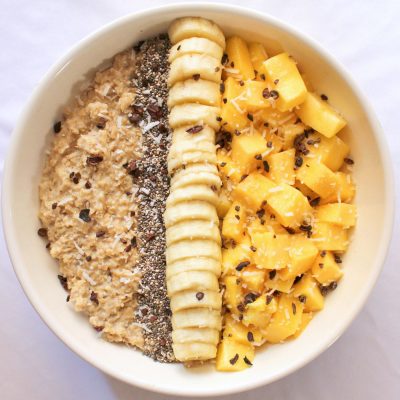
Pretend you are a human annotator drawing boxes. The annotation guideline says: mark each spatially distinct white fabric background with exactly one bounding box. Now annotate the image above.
[1,1,399,399]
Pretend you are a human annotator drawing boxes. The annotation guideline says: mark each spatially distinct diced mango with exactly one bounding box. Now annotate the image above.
[258,107,297,128]
[233,172,276,211]
[319,172,356,204]
[293,179,318,200]
[266,183,312,228]
[240,266,266,293]
[216,338,255,371]
[217,149,244,185]
[217,188,233,218]
[249,42,268,73]
[262,294,304,343]
[223,275,243,314]
[296,92,346,138]
[224,314,263,344]
[226,36,255,80]
[262,53,307,112]
[222,201,247,243]
[222,238,253,276]
[231,132,267,174]
[293,273,324,312]
[242,80,271,110]
[243,294,278,328]
[290,312,313,339]
[247,213,287,236]
[311,221,349,251]
[296,160,338,198]
[281,123,307,150]
[267,148,296,185]
[265,273,296,293]
[315,203,357,228]
[305,133,349,171]
[311,251,343,284]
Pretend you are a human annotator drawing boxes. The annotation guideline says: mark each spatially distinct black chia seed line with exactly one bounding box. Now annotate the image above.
[132,35,175,362]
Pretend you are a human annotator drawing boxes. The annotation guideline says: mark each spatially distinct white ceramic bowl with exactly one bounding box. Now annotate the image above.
[2,3,394,397]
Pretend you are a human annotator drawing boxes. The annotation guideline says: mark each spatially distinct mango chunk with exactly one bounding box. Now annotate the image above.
[216,338,255,371]
[249,42,268,73]
[258,107,297,128]
[281,123,307,150]
[311,221,349,251]
[223,275,243,314]
[243,294,278,328]
[242,80,271,110]
[293,273,324,312]
[239,266,266,293]
[226,36,255,80]
[319,172,356,204]
[217,149,244,185]
[290,312,313,339]
[231,132,267,174]
[222,201,247,243]
[265,273,296,293]
[311,251,343,285]
[217,188,233,218]
[296,160,338,198]
[315,203,357,228]
[293,179,318,200]
[247,213,287,236]
[222,236,253,276]
[262,294,304,343]
[224,314,263,344]
[262,53,307,112]
[296,92,346,138]
[267,148,296,185]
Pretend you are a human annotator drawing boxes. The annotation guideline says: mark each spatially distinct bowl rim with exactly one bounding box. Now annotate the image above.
[1,2,395,396]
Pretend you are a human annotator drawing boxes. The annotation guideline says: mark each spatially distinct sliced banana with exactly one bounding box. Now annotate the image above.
[170,290,222,313]
[171,171,221,191]
[166,219,221,246]
[167,151,217,174]
[172,124,216,145]
[172,308,222,330]
[164,201,219,228]
[166,240,222,264]
[173,342,217,361]
[166,185,219,208]
[172,328,220,345]
[168,79,221,108]
[169,37,224,63]
[169,140,216,157]
[169,103,221,131]
[168,54,222,87]
[167,271,219,296]
[169,17,225,48]
[166,257,221,279]
[171,162,219,181]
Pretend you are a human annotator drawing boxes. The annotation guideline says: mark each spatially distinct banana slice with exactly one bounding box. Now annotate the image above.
[171,162,218,180]
[172,308,222,330]
[168,17,226,48]
[168,54,222,87]
[170,290,222,313]
[169,103,221,131]
[166,257,221,279]
[166,240,222,264]
[169,140,216,157]
[173,342,217,361]
[171,171,221,191]
[166,185,219,208]
[172,328,220,345]
[166,219,221,246]
[172,124,216,145]
[167,151,217,174]
[168,79,221,108]
[169,37,224,63]
[164,201,219,228]
[167,271,219,296]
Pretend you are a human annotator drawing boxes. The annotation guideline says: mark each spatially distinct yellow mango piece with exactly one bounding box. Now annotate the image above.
[251,232,290,270]
[222,236,253,276]
[279,235,318,280]
[311,221,349,251]
[311,251,343,285]
[220,77,248,132]
[233,172,276,211]
[258,107,297,128]
[231,132,267,174]
[262,53,307,112]
[222,201,247,243]
[243,294,278,328]
[262,294,304,343]
[240,266,266,293]
[315,203,357,228]
[267,148,296,185]
[242,80,270,110]
[223,275,243,314]
[281,123,307,150]
[296,92,346,138]
[305,133,349,171]
[293,273,324,312]
[265,273,296,293]
[296,160,338,198]
[290,312,313,339]
[249,42,268,73]
[319,172,356,204]
[224,314,263,344]
[293,179,318,200]
[216,338,255,371]
[247,214,287,236]
[217,149,244,185]
[217,188,233,218]
[226,36,255,80]
[266,183,313,228]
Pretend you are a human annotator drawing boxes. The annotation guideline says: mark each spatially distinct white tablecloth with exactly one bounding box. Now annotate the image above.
[1,1,399,399]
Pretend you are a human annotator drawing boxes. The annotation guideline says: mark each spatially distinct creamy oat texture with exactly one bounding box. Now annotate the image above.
[39,50,144,348]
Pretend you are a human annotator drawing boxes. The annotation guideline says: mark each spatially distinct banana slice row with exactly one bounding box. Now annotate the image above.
[165,17,225,362]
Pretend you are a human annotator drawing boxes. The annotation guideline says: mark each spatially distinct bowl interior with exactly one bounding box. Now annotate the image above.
[2,4,393,397]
